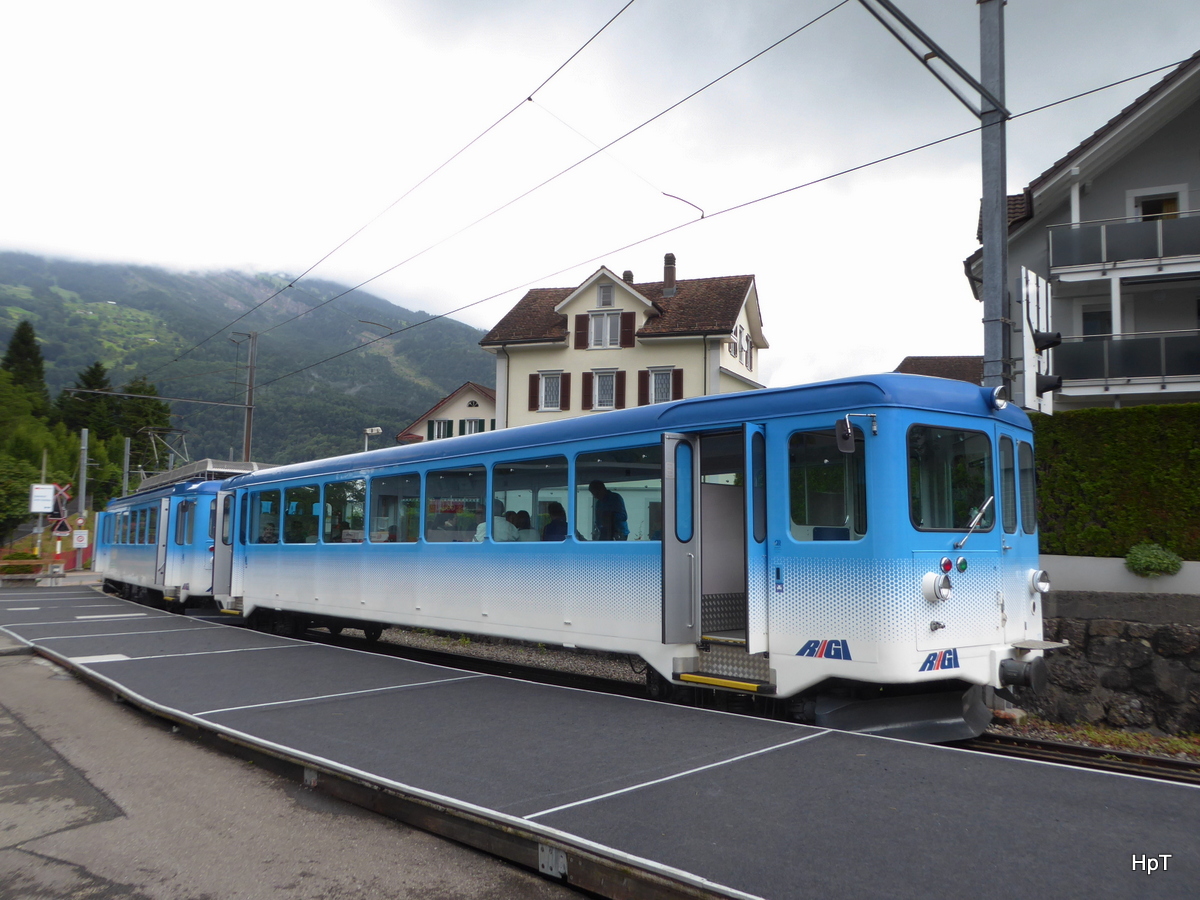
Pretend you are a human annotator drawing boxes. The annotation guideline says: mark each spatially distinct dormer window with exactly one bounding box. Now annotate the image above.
[598,284,614,307]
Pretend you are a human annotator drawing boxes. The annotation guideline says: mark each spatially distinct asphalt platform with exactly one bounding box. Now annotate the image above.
[2,584,1196,899]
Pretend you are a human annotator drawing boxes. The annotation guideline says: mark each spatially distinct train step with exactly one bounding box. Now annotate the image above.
[677,672,776,694]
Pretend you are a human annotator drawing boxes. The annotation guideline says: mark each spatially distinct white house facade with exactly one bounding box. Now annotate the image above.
[396,382,497,443]
[481,254,768,429]
[966,50,1200,412]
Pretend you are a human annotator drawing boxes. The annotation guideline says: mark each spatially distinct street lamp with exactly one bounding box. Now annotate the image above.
[363,426,383,452]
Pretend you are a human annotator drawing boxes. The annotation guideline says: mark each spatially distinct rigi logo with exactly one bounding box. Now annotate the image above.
[919,648,960,671]
[797,639,852,660]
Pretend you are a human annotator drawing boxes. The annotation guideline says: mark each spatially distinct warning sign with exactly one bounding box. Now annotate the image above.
[52,519,72,537]
[72,530,89,549]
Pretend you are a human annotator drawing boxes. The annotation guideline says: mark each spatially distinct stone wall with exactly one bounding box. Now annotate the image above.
[1015,591,1200,733]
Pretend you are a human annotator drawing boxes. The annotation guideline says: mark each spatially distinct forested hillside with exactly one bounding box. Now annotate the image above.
[0,253,494,465]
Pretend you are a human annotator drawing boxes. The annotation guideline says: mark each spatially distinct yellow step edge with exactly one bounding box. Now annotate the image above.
[677,673,776,694]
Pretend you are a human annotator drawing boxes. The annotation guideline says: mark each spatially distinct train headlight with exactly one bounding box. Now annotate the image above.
[1029,569,1051,594]
[921,572,952,603]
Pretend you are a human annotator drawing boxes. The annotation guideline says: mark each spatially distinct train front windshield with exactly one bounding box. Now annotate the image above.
[907,426,994,531]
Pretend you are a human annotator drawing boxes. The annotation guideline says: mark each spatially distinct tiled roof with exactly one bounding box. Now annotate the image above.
[894,355,983,385]
[481,275,754,345]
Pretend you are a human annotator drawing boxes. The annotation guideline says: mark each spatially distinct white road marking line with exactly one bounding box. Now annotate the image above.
[525,730,832,820]
[33,626,223,640]
[69,654,131,664]
[76,613,148,620]
[115,644,306,662]
[6,607,39,610]
[194,675,483,717]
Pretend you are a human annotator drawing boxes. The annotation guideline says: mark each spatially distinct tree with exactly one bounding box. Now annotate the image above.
[1,320,50,413]
[115,376,173,473]
[0,455,40,544]
[55,361,118,438]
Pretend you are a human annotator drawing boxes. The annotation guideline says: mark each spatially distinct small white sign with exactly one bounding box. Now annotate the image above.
[29,483,55,514]
[72,530,90,549]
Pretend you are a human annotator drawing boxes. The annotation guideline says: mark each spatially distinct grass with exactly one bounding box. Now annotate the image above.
[1001,715,1200,759]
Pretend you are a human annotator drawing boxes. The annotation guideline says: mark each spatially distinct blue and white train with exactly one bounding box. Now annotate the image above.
[95,374,1057,741]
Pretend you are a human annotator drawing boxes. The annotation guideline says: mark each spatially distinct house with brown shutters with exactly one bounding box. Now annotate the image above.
[479,253,769,428]
[394,382,497,443]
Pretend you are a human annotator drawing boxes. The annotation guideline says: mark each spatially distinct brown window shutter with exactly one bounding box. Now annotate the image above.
[637,370,649,406]
[619,311,636,348]
[574,314,589,350]
[559,373,571,410]
[528,374,540,411]
[615,370,626,409]
[672,368,683,400]
[581,372,593,410]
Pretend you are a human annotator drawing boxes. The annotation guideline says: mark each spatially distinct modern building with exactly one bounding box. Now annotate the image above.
[395,382,496,444]
[480,254,768,429]
[965,50,1200,412]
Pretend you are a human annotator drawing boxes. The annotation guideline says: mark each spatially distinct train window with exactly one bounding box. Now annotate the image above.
[789,429,867,541]
[249,489,280,543]
[323,480,365,543]
[284,484,321,544]
[368,473,420,542]
[117,512,126,544]
[239,494,248,545]
[425,466,486,542]
[752,431,767,544]
[1000,437,1017,533]
[492,456,568,542]
[221,495,233,546]
[174,501,194,546]
[208,500,217,541]
[908,426,994,531]
[134,509,144,544]
[103,514,113,544]
[1019,441,1037,534]
[575,444,663,541]
[146,507,158,544]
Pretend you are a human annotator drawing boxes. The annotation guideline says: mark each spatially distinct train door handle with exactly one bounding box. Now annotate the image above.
[686,553,696,629]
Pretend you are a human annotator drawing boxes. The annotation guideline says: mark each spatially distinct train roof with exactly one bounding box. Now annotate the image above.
[105,478,224,509]
[222,374,1030,489]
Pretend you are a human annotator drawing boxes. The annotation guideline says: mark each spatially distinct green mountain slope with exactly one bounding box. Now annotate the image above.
[0,252,494,464]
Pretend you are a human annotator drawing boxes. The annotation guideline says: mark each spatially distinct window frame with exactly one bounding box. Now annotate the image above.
[592,369,617,410]
[589,311,622,349]
[906,423,995,534]
[540,371,562,411]
[787,426,867,542]
[650,367,674,404]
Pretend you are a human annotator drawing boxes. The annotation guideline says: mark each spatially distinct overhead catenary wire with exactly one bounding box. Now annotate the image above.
[236,54,1195,400]
[137,0,639,381]
[254,0,855,339]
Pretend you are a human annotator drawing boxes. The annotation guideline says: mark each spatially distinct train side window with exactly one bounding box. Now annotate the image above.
[208,500,217,541]
[103,514,113,544]
[249,490,280,543]
[323,479,365,543]
[221,495,233,546]
[174,502,194,545]
[118,512,126,544]
[425,466,486,542]
[575,444,663,541]
[146,507,158,544]
[752,431,767,544]
[133,509,143,544]
[999,436,1017,533]
[789,428,866,541]
[368,473,420,542]
[284,484,321,544]
[238,494,248,545]
[1018,441,1037,534]
[492,456,568,542]
[908,425,994,531]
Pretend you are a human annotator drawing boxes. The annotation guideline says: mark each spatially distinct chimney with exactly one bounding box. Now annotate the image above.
[622,270,634,283]
[662,253,676,297]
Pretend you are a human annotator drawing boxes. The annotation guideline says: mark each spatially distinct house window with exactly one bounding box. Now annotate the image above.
[590,311,622,348]
[598,284,614,307]
[542,372,561,410]
[429,419,453,440]
[594,370,616,409]
[651,368,674,404]
[742,333,753,370]
[461,418,485,434]
[1126,184,1187,221]
[729,325,741,357]
[1081,307,1111,341]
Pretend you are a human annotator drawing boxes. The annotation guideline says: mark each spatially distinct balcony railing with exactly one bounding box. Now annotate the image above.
[1048,212,1200,268]
[1054,330,1200,380]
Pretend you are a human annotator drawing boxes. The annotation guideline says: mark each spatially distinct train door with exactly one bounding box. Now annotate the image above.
[154,498,169,587]
[213,491,234,598]
[662,427,770,653]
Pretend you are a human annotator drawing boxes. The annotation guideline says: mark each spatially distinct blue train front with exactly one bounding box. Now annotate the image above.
[97,374,1056,741]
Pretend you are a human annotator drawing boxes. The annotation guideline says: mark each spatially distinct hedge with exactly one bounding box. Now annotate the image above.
[1032,403,1200,560]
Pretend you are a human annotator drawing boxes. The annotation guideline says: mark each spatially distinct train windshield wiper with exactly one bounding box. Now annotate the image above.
[953,496,993,550]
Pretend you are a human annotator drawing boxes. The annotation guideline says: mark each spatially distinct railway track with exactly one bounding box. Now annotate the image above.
[957,732,1200,786]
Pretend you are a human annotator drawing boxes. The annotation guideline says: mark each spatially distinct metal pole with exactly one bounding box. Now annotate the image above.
[242,332,257,462]
[979,0,1008,391]
[76,428,88,570]
[122,437,131,496]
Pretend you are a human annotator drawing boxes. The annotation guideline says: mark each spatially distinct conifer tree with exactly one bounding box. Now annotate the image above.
[116,376,173,472]
[56,361,117,438]
[1,320,50,413]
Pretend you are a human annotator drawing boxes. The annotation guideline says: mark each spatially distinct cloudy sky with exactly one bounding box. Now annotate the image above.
[3,0,1198,388]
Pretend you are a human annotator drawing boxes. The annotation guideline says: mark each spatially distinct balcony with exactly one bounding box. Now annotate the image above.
[1054,330,1200,380]
[1048,213,1200,268]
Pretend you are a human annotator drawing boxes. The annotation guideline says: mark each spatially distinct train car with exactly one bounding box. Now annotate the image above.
[213,373,1056,741]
